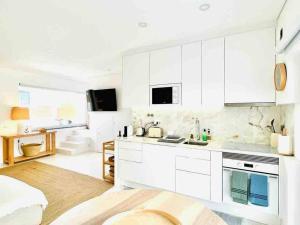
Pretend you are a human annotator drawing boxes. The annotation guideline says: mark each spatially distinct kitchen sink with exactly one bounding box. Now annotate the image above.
[183,141,208,146]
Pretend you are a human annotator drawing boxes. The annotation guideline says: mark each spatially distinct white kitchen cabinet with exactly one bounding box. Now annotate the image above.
[176,156,210,175]
[176,170,211,200]
[276,0,300,53]
[225,28,276,104]
[182,41,202,108]
[119,160,143,183]
[119,148,142,162]
[142,144,176,191]
[122,53,149,108]
[202,38,225,107]
[150,46,182,85]
[210,151,223,202]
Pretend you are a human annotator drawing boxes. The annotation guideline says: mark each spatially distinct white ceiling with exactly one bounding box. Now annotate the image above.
[0,0,285,82]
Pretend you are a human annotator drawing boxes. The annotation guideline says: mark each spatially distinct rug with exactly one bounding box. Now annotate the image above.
[0,161,112,225]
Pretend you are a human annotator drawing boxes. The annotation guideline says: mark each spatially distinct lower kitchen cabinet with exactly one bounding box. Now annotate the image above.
[176,170,211,200]
[142,144,176,191]
[119,160,143,184]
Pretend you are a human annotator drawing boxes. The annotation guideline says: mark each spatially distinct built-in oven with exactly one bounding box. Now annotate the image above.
[222,152,279,215]
[150,84,181,105]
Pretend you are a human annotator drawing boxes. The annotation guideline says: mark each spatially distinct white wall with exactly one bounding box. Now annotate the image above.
[87,74,131,151]
[0,67,88,164]
[88,74,122,108]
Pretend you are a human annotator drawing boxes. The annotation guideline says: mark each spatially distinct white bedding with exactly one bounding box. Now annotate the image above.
[0,205,43,225]
[0,175,48,218]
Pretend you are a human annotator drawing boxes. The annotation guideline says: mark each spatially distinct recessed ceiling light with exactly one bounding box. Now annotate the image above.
[199,3,210,11]
[138,22,148,28]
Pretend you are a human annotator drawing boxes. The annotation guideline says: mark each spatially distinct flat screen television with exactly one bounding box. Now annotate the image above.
[86,88,117,111]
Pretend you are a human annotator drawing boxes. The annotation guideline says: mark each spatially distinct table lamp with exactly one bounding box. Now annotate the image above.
[11,107,31,134]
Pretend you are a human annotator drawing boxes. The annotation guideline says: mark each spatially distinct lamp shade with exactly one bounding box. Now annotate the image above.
[11,107,30,120]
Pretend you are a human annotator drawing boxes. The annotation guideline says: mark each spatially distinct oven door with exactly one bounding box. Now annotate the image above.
[150,84,181,105]
[223,168,279,215]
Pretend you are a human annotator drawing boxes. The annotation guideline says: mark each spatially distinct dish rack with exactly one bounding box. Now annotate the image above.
[102,140,115,184]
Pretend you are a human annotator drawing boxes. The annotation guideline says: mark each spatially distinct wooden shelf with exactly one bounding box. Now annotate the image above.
[103,174,114,183]
[102,140,115,184]
[1,131,56,166]
[104,160,114,166]
[1,131,56,139]
[13,151,52,163]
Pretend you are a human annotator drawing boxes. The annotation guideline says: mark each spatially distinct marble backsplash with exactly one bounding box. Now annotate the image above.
[132,106,293,145]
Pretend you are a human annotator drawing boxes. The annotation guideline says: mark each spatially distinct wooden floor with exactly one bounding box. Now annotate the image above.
[0,161,112,225]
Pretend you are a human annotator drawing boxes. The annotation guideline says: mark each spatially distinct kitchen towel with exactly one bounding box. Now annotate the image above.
[231,171,248,205]
[249,174,269,207]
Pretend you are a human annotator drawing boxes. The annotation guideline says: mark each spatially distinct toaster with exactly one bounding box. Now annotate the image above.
[148,127,163,138]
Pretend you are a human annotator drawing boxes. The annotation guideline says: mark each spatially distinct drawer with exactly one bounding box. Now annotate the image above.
[176,156,211,175]
[119,160,143,183]
[176,170,210,200]
[119,148,142,162]
[119,141,142,150]
[176,148,210,160]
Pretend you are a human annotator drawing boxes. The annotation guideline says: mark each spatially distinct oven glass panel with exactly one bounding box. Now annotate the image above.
[152,87,173,104]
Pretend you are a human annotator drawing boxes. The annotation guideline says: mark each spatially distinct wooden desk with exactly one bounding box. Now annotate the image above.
[1,131,56,166]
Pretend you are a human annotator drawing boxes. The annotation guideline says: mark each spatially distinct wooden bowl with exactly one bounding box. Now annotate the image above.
[21,143,42,157]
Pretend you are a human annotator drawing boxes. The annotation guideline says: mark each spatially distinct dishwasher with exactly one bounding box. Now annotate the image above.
[222,152,279,215]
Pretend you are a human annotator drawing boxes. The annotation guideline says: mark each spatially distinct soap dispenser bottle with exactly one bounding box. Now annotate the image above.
[202,129,207,142]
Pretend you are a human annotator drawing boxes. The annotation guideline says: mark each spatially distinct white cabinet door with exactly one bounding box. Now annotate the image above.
[119,160,143,183]
[225,28,276,103]
[142,144,175,191]
[276,0,300,52]
[150,46,182,85]
[182,41,202,108]
[202,38,224,107]
[122,53,149,108]
[176,170,211,200]
[210,151,223,202]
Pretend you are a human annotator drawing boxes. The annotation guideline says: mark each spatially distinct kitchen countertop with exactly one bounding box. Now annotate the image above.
[116,136,280,157]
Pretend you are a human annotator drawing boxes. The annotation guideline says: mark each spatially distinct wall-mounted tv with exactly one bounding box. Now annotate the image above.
[86,88,117,111]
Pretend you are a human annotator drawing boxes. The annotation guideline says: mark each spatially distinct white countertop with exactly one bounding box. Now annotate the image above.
[116,136,280,158]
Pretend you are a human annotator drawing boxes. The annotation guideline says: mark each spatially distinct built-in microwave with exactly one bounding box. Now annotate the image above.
[150,84,181,105]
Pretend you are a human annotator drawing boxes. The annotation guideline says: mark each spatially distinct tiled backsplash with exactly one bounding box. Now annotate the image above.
[132,106,293,145]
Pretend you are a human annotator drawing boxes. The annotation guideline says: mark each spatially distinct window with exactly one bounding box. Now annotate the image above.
[19,85,87,129]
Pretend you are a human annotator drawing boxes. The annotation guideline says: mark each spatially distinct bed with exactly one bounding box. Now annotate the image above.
[0,175,48,225]
[51,189,227,225]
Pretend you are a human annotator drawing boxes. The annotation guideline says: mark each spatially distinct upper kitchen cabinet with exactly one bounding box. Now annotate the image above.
[122,53,149,108]
[225,28,276,104]
[202,38,225,107]
[150,46,182,85]
[182,41,202,108]
[276,0,300,53]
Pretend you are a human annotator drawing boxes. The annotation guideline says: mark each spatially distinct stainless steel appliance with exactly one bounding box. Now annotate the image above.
[222,152,279,215]
[150,84,181,105]
[158,135,185,143]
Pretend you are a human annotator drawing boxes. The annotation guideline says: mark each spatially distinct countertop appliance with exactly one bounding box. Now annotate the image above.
[222,152,279,215]
[136,127,145,137]
[150,84,181,105]
[148,127,163,138]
